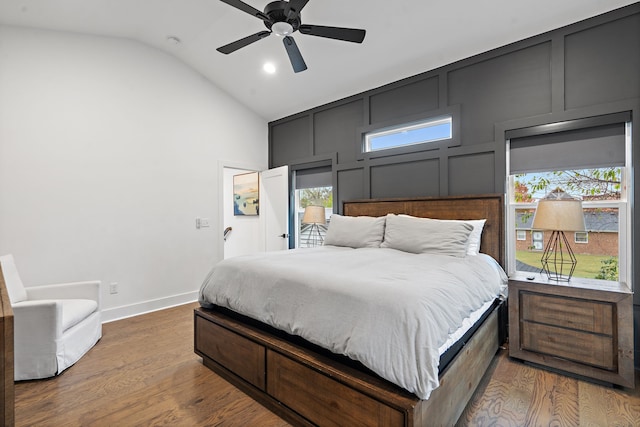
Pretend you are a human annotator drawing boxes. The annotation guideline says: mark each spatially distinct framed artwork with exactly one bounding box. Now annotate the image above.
[233,171,259,216]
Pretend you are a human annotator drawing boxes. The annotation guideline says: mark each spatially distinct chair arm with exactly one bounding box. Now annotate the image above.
[12,300,63,340]
[26,281,101,308]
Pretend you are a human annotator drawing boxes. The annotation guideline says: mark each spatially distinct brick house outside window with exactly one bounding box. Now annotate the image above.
[515,209,618,256]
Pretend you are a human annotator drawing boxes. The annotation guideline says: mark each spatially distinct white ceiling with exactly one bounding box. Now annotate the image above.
[0,0,635,121]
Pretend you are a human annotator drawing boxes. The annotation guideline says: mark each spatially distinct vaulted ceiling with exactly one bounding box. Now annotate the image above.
[0,0,635,121]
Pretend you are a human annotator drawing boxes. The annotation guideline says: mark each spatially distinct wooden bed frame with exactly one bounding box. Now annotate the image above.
[195,194,505,426]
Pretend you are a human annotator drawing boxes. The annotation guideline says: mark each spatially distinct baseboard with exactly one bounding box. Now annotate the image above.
[101,291,199,323]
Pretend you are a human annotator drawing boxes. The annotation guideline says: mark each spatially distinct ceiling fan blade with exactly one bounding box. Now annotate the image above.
[285,0,310,18]
[217,31,271,54]
[219,0,270,21]
[283,36,307,73]
[299,24,366,43]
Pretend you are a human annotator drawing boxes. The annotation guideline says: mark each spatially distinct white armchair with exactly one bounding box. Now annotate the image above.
[0,254,102,381]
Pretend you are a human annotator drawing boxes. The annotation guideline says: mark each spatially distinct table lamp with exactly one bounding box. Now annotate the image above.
[531,188,586,281]
[302,205,326,247]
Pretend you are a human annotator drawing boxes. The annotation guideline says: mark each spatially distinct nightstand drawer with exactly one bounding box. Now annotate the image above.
[520,292,613,335]
[521,322,615,370]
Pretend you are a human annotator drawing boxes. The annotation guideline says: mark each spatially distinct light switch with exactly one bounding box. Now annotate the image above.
[195,217,209,229]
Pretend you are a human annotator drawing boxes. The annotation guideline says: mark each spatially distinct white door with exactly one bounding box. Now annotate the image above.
[222,167,261,259]
[260,165,290,251]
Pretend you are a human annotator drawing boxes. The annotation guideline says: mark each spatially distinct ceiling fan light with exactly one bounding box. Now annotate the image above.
[272,22,294,37]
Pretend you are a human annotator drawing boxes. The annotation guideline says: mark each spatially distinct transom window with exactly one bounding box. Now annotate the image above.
[364,116,452,152]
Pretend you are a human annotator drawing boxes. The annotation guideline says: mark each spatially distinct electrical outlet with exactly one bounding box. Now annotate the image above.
[109,282,119,295]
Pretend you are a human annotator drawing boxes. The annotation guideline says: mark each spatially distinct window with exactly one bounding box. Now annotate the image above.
[531,230,544,250]
[293,166,332,248]
[516,230,526,241]
[575,232,588,244]
[364,116,452,152]
[511,168,626,281]
[506,115,631,285]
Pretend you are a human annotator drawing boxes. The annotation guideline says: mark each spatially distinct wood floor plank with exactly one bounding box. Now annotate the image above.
[14,303,640,426]
[600,382,640,426]
[579,380,614,427]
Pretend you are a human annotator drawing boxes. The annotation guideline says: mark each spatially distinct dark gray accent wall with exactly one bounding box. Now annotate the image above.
[447,42,553,145]
[269,3,640,368]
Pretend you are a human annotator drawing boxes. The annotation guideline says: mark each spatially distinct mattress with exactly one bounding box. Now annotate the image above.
[199,246,507,399]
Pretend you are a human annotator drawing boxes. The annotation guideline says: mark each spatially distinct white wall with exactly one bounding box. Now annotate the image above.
[0,26,268,321]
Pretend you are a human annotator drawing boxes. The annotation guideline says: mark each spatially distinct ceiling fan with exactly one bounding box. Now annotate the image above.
[216,0,366,73]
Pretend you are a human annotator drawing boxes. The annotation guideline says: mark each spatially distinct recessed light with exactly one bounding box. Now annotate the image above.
[263,62,276,74]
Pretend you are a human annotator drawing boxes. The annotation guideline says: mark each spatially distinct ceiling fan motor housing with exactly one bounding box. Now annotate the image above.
[264,1,301,32]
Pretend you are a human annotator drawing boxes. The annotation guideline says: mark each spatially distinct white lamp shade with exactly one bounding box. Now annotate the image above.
[302,205,326,224]
[531,189,586,232]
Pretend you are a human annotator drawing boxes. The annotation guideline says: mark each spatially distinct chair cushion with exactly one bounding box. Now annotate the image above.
[61,299,98,332]
[0,254,28,303]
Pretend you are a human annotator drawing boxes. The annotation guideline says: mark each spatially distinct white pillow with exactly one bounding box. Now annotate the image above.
[381,214,473,257]
[460,219,486,255]
[398,215,486,256]
[323,214,386,248]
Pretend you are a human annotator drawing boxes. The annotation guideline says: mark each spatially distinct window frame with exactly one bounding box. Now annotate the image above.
[516,230,527,241]
[291,163,334,249]
[357,106,461,160]
[293,187,331,248]
[574,231,589,244]
[505,119,632,288]
[364,116,452,153]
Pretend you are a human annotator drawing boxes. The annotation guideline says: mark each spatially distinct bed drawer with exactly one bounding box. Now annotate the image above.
[267,350,404,427]
[195,315,265,390]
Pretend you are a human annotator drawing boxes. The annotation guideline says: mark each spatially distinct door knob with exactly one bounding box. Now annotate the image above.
[279,233,289,238]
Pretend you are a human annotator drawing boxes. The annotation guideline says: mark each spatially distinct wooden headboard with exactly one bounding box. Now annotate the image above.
[343,194,505,267]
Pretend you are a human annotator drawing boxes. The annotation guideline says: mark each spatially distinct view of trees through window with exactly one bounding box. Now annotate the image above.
[513,167,622,281]
[298,187,333,209]
[514,168,622,202]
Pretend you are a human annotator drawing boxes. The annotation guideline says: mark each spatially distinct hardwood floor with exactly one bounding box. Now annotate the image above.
[15,302,289,427]
[15,302,640,426]
[458,347,640,427]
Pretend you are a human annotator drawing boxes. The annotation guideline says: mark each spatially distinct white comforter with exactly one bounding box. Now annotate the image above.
[198,246,507,399]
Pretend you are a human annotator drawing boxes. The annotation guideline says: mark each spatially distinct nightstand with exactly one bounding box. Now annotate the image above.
[508,271,634,388]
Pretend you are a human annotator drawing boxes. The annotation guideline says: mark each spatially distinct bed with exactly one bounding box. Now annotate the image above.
[194,194,506,426]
